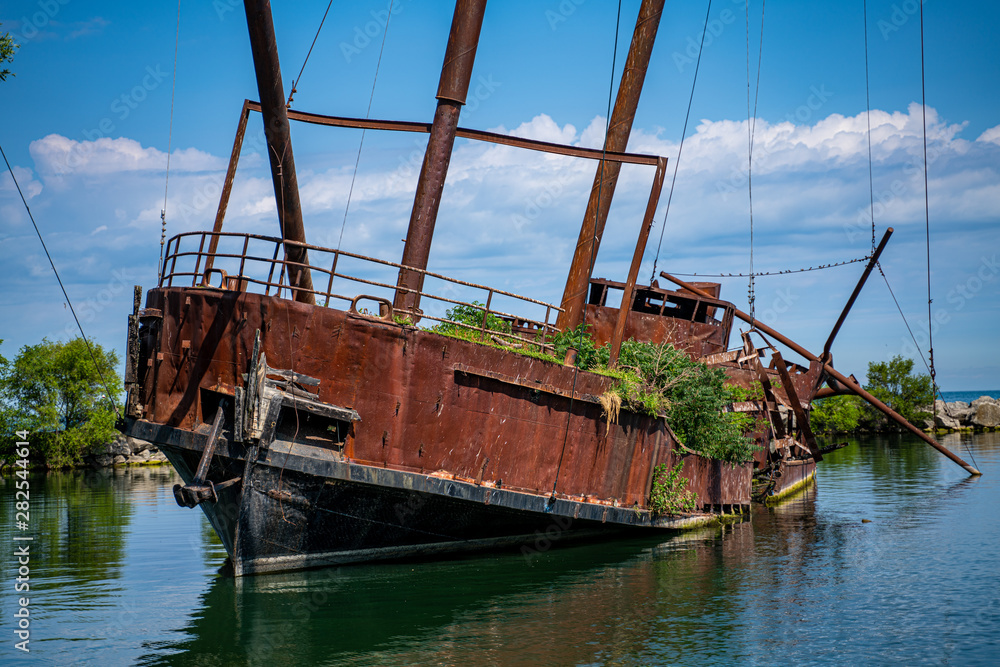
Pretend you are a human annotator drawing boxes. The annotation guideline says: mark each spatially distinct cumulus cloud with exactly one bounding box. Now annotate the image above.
[29,135,225,178]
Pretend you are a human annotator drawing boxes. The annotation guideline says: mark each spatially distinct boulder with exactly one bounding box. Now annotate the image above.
[88,454,114,469]
[971,396,997,409]
[107,434,131,458]
[944,401,973,422]
[149,451,168,463]
[112,455,128,465]
[127,437,154,455]
[934,412,961,430]
[972,402,1000,428]
[136,449,151,462]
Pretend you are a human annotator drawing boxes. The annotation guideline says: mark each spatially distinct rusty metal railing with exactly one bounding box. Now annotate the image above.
[160,231,563,350]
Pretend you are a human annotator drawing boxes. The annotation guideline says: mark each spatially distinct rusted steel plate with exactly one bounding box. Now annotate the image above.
[139,287,752,511]
[584,305,727,358]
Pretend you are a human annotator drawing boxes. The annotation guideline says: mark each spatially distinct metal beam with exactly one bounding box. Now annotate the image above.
[607,156,667,367]
[822,227,894,360]
[558,0,666,331]
[659,271,982,476]
[394,0,488,314]
[243,0,315,304]
[205,100,252,276]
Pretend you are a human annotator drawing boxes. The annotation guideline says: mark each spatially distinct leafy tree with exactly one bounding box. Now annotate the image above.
[810,395,864,434]
[0,338,121,467]
[861,355,933,430]
[1,24,18,82]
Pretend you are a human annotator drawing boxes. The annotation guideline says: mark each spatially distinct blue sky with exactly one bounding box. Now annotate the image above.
[1,0,998,390]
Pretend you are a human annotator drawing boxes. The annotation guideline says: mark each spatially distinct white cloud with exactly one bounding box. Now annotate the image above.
[977,125,1000,146]
[0,165,43,200]
[29,135,225,178]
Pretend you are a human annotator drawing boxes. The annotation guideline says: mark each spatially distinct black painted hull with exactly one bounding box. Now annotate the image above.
[134,420,714,575]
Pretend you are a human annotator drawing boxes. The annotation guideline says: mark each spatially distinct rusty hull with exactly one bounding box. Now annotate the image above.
[133,286,749,510]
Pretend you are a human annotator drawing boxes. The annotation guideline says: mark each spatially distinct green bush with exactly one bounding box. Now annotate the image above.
[596,340,760,464]
[549,323,599,369]
[431,301,512,341]
[811,395,864,433]
[0,337,121,467]
[861,355,934,429]
[648,461,697,515]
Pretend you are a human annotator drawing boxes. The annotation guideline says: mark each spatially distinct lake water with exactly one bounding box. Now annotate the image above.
[940,390,1000,403]
[2,431,999,666]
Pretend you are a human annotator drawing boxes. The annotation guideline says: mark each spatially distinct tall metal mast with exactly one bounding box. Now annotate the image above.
[557,0,665,330]
[393,0,488,315]
[243,0,315,304]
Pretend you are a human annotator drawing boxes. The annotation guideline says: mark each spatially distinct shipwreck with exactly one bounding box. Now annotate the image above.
[119,0,979,576]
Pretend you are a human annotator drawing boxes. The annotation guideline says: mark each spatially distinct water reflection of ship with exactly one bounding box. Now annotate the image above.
[138,427,990,665]
[138,526,763,666]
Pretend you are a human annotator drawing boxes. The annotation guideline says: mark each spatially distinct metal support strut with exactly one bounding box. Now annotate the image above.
[660,270,982,477]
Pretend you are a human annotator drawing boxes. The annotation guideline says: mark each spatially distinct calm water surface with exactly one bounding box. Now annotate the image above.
[2,432,999,666]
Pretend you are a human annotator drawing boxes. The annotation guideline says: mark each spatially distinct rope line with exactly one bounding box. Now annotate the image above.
[336,0,395,258]
[745,0,766,325]
[918,0,937,398]
[650,0,713,284]
[1,143,122,420]
[554,0,623,497]
[671,254,871,278]
[863,0,876,253]
[877,262,931,378]
[158,0,181,281]
[286,0,335,107]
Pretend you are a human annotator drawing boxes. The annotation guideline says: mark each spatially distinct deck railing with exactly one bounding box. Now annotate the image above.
[160,231,563,351]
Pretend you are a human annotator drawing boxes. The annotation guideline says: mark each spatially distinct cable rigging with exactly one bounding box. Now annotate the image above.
[286,0,336,108]
[672,255,873,278]
[1,144,121,421]
[918,0,937,398]
[649,0,714,285]
[336,0,396,258]
[744,0,765,326]
[158,0,181,280]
